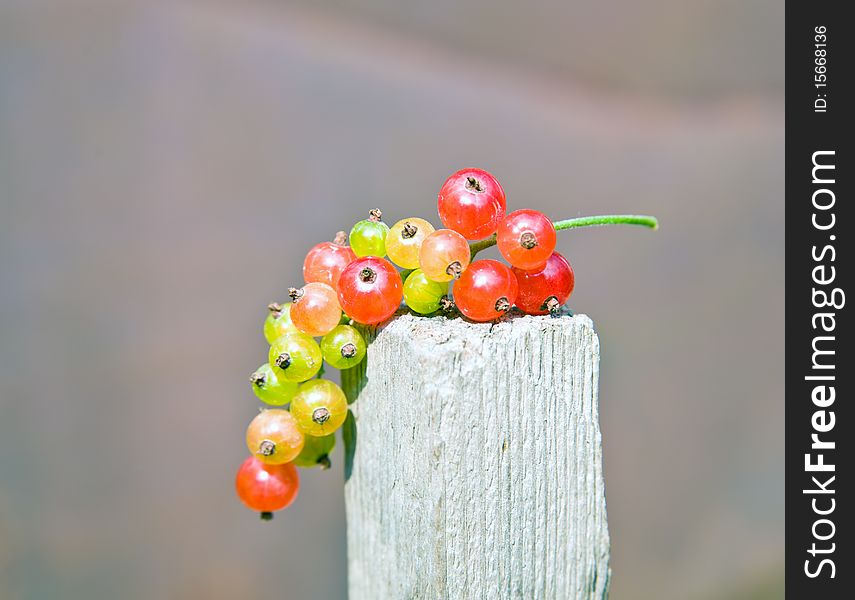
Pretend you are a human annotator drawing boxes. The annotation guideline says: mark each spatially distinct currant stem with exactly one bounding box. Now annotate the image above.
[553,214,659,231]
[469,214,658,259]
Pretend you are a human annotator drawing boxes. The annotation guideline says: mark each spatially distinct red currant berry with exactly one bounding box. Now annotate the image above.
[497,209,556,271]
[337,256,403,324]
[302,232,356,290]
[235,456,299,517]
[289,282,342,337]
[437,168,506,240]
[418,229,471,282]
[512,251,575,315]
[246,409,305,464]
[453,259,518,322]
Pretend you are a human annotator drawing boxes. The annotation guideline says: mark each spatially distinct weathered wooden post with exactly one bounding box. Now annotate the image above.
[341,312,610,599]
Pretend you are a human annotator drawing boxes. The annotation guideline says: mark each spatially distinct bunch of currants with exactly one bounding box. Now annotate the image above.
[235,168,658,519]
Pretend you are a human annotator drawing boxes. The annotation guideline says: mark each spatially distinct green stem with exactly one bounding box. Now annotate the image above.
[554,214,659,231]
[469,214,658,259]
[468,236,499,259]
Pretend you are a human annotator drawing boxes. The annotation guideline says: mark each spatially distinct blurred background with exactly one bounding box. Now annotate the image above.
[0,1,783,599]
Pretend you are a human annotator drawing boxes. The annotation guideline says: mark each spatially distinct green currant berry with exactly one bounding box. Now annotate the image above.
[403,269,449,315]
[290,379,348,436]
[268,331,323,382]
[264,302,297,344]
[292,433,335,469]
[320,325,367,370]
[349,209,389,257]
[249,364,299,406]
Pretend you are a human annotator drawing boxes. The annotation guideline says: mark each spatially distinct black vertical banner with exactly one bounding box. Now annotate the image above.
[786,2,853,597]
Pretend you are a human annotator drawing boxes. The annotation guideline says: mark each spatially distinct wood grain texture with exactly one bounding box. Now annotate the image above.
[341,313,610,600]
